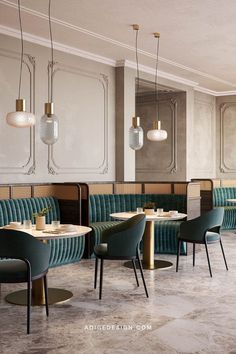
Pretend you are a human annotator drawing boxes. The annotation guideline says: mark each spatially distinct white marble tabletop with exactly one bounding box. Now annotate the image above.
[110,211,187,222]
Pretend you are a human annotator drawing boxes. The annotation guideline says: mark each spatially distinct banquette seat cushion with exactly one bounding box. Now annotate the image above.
[0,196,85,267]
[213,188,236,229]
[89,194,187,255]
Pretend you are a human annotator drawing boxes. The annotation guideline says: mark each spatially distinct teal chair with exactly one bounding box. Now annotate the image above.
[0,229,51,334]
[176,208,228,277]
[94,214,148,299]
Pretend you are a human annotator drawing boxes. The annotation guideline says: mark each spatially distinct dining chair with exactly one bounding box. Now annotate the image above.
[176,208,228,277]
[94,214,148,299]
[0,229,51,334]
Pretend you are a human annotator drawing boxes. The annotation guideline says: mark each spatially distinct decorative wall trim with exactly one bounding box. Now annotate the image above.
[136,98,178,174]
[220,102,236,173]
[0,48,36,174]
[192,99,214,174]
[47,62,108,175]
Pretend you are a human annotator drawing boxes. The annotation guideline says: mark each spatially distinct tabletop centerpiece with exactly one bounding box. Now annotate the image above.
[33,206,52,230]
[143,202,156,215]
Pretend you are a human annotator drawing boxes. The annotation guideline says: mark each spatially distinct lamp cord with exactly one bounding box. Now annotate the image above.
[135,29,140,97]
[17,0,24,99]
[155,35,160,120]
[49,0,54,102]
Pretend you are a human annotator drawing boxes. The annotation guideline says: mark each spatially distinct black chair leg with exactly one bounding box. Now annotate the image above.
[219,239,228,270]
[137,253,149,298]
[176,239,181,272]
[43,275,49,317]
[27,279,31,334]
[132,259,139,287]
[204,242,212,277]
[94,257,98,289]
[99,258,104,300]
[193,243,195,267]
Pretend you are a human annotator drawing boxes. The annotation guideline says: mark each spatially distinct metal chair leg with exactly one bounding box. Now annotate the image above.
[176,239,181,272]
[137,253,149,298]
[132,259,139,287]
[204,242,212,277]
[99,258,104,300]
[193,243,195,267]
[43,275,49,317]
[94,257,98,289]
[219,239,228,270]
[27,279,31,334]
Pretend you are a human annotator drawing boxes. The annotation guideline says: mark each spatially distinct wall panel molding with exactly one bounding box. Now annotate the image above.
[220,102,236,173]
[47,62,108,175]
[0,48,35,174]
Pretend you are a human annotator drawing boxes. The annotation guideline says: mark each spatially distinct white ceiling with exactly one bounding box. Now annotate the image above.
[1,0,236,95]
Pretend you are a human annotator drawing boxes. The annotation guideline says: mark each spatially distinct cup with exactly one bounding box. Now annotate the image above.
[136,207,143,213]
[51,220,60,229]
[23,220,32,229]
[169,210,178,217]
[156,208,164,216]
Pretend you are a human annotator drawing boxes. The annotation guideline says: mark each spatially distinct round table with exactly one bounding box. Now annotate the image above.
[3,224,91,306]
[110,212,187,270]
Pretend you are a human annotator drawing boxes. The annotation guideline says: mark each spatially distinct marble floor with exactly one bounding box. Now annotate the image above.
[1,232,236,354]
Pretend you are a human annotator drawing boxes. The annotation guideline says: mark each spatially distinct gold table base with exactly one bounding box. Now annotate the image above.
[124,259,173,270]
[5,288,73,306]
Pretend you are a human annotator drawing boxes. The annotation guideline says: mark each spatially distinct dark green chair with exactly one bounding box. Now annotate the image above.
[94,214,148,299]
[0,229,51,334]
[176,208,228,277]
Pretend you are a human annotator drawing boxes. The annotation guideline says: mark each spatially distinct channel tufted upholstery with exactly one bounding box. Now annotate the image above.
[213,188,236,229]
[0,197,85,267]
[89,194,187,255]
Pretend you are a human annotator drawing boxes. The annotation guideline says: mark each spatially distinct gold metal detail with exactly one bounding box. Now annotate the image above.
[152,120,161,130]
[45,102,54,115]
[132,24,139,31]
[132,116,140,128]
[16,99,25,112]
[154,32,160,38]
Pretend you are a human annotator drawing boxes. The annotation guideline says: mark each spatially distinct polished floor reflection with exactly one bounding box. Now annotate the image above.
[1,231,236,354]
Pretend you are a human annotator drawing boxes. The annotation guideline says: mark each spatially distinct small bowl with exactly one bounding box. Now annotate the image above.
[9,221,22,229]
[169,210,178,217]
[60,224,76,232]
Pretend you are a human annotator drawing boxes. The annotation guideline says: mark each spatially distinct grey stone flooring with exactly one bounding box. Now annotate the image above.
[1,231,236,354]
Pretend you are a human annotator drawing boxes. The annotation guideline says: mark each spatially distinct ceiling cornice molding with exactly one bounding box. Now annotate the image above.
[0,24,116,66]
[116,59,199,87]
[1,0,235,90]
[194,86,236,97]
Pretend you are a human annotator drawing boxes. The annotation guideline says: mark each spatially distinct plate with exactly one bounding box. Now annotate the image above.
[59,224,77,232]
[3,224,23,230]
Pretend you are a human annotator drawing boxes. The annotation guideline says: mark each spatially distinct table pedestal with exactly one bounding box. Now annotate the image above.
[5,278,72,306]
[124,220,173,270]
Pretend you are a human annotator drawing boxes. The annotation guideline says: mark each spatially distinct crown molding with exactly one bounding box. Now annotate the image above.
[0,24,116,66]
[194,86,236,97]
[116,59,198,87]
[1,0,236,91]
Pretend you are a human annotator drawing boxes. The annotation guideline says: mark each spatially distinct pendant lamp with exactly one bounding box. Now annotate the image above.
[129,24,143,151]
[40,0,59,145]
[147,33,167,142]
[6,0,36,128]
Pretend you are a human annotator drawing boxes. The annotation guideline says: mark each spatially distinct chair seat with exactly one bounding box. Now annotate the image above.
[0,259,28,282]
[94,243,108,257]
[206,231,220,243]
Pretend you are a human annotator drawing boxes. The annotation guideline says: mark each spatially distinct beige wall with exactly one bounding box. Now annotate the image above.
[0,33,115,183]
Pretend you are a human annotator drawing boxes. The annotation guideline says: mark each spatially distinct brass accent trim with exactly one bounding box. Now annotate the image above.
[132,24,139,31]
[154,32,160,38]
[16,98,25,112]
[45,102,54,115]
[132,116,140,128]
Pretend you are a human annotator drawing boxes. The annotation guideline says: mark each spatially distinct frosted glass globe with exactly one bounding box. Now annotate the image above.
[147,129,167,141]
[129,126,144,150]
[40,114,59,145]
[6,111,36,128]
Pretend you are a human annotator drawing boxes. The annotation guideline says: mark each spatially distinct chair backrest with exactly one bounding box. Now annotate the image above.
[179,208,224,242]
[103,214,146,257]
[0,229,51,277]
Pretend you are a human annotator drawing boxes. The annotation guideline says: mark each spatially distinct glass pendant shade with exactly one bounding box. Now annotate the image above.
[147,120,167,142]
[129,116,143,150]
[40,103,59,145]
[6,99,36,128]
